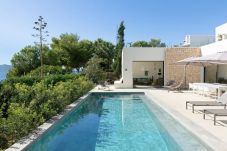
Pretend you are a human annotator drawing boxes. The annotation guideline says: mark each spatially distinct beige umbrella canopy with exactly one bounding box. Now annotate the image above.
[174,57,210,88]
[175,52,227,86]
[175,57,213,66]
[194,51,227,64]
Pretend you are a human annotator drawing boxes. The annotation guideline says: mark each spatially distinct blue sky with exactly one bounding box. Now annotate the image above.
[1,0,227,64]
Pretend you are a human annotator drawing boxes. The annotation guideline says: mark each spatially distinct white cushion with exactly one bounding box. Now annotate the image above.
[217,91,227,104]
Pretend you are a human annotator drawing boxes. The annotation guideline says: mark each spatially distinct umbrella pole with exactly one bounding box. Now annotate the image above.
[216,65,219,83]
[184,65,187,89]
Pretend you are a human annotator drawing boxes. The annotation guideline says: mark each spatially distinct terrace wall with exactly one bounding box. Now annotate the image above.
[165,47,202,88]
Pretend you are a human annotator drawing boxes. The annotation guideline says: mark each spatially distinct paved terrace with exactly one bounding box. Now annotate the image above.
[93,86,227,151]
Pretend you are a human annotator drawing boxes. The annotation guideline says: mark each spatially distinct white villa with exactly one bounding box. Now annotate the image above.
[115,23,227,88]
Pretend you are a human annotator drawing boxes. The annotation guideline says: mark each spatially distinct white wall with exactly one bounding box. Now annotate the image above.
[116,47,165,88]
[216,23,227,41]
[200,23,227,82]
[200,40,227,82]
[200,40,227,56]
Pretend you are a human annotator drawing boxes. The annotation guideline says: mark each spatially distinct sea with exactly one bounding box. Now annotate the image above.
[0,65,11,81]
[0,72,6,81]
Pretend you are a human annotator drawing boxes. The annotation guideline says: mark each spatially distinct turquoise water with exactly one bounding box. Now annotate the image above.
[26,93,210,151]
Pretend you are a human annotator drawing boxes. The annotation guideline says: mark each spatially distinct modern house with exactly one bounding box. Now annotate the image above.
[115,23,227,89]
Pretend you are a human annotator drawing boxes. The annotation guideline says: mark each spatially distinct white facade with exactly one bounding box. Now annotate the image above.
[182,35,215,47]
[199,23,227,81]
[216,23,227,41]
[114,47,165,88]
[115,22,227,89]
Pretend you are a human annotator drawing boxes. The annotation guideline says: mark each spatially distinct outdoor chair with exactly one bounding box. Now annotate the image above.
[165,80,176,87]
[203,109,227,125]
[98,81,111,91]
[186,92,227,113]
[163,80,176,90]
[165,80,183,92]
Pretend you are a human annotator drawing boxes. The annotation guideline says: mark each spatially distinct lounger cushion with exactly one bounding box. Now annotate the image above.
[217,92,227,104]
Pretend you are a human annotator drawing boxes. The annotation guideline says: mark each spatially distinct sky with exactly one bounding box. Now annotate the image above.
[1,0,227,65]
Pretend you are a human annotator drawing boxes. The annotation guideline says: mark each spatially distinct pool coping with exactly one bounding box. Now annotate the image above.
[5,92,92,151]
[145,91,227,151]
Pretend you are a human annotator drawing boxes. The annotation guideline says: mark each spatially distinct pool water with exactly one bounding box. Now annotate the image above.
[26,93,211,151]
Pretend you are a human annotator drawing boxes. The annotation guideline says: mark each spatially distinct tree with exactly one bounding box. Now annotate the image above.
[113,21,125,77]
[50,34,94,69]
[131,41,149,47]
[51,33,80,67]
[131,39,166,47]
[10,46,49,76]
[77,40,94,66]
[93,38,115,71]
[84,56,106,83]
[149,39,166,47]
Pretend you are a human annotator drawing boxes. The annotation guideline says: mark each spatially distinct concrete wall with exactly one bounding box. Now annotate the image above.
[117,47,165,88]
[165,47,202,88]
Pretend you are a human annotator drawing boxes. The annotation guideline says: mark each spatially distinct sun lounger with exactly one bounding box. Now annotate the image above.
[186,92,227,113]
[186,101,226,113]
[203,109,227,125]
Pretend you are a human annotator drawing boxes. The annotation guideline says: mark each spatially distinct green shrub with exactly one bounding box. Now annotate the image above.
[0,74,94,150]
[84,56,106,83]
[5,74,79,86]
[0,103,36,149]
[27,65,72,76]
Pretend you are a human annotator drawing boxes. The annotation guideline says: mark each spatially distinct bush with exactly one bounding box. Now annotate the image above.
[0,134,8,149]
[0,104,36,149]
[84,56,106,83]
[27,65,72,76]
[5,74,79,86]
[0,74,94,149]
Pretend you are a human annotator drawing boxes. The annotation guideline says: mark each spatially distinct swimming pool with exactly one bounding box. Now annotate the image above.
[25,93,211,151]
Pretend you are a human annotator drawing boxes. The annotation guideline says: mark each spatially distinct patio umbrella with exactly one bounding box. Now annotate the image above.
[176,52,227,86]
[194,51,227,64]
[175,57,213,88]
[175,57,213,66]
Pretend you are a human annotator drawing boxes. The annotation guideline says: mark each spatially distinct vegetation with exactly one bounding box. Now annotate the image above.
[0,75,93,149]
[84,56,106,84]
[131,39,166,47]
[112,21,125,78]
[0,20,168,150]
